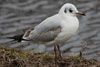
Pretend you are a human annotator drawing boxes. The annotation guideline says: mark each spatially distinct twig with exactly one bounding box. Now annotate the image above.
[97,53,100,56]
[79,42,87,57]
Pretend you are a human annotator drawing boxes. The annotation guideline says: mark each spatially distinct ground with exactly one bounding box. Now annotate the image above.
[0,46,100,67]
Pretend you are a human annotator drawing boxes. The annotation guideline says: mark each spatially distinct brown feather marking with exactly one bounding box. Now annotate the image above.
[24,26,34,37]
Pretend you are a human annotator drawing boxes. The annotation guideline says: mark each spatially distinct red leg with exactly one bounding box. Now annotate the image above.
[54,45,57,64]
[57,44,62,59]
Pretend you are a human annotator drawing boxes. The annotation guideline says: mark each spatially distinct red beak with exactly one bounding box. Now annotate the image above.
[76,12,85,16]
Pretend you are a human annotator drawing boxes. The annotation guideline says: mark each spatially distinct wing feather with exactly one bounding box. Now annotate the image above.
[23,14,62,43]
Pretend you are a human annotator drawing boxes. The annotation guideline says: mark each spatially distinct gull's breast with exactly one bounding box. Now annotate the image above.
[55,17,79,42]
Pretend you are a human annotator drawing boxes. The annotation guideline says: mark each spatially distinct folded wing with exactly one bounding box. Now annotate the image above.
[23,14,62,43]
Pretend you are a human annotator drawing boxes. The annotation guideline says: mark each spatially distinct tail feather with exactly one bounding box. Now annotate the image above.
[7,34,24,42]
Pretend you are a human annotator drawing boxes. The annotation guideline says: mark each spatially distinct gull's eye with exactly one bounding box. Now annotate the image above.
[69,9,73,13]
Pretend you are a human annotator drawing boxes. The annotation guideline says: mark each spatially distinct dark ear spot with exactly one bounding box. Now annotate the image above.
[64,8,67,13]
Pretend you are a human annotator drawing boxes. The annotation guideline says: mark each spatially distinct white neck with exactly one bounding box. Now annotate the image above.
[60,14,79,35]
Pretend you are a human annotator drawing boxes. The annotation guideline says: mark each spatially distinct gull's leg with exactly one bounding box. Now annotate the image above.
[54,45,57,64]
[57,44,62,59]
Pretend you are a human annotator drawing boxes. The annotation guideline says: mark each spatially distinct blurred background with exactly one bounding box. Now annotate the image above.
[0,0,100,60]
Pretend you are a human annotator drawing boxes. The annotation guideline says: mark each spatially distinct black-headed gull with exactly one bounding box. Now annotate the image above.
[8,3,85,63]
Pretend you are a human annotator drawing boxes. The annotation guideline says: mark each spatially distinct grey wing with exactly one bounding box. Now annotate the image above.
[23,14,61,42]
[32,27,61,42]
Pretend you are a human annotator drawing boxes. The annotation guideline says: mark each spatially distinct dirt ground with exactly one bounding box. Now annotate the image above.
[0,46,100,67]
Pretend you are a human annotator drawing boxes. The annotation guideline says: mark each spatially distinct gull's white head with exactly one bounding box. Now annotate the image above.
[59,3,85,17]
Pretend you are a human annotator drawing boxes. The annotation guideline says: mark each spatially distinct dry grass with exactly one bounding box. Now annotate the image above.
[0,46,100,67]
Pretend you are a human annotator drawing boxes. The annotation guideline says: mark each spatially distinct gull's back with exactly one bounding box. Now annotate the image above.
[35,14,61,33]
[23,14,62,43]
